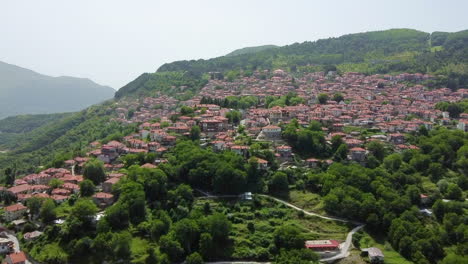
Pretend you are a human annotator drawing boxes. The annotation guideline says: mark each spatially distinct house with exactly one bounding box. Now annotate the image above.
[362,247,384,263]
[350,147,366,162]
[4,204,27,222]
[62,183,80,194]
[305,240,340,251]
[276,145,292,160]
[5,251,27,264]
[306,158,320,168]
[102,177,120,193]
[199,119,226,132]
[387,133,405,144]
[51,194,69,203]
[457,120,468,132]
[262,125,282,139]
[255,158,268,170]
[230,145,250,157]
[93,192,114,207]
[7,185,31,197]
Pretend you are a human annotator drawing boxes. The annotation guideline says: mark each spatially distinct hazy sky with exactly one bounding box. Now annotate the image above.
[1,0,467,89]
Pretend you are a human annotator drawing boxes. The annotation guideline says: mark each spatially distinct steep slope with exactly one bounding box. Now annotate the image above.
[226,45,279,56]
[0,61,115,118]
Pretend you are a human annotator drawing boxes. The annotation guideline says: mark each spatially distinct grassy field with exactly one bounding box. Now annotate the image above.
[130,237,151,263]
[358,231,412,264]
[288,190,325,214]
[193,195,352,260]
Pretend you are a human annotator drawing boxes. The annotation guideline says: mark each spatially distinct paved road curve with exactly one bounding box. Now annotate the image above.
[320,224,365,262]
[6,233,20,252]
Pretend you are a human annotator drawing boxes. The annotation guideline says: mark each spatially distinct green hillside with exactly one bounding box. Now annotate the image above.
[0,102,135,174]
[0,113,73,133]
[226,45,279,57]
[157,29,431,74]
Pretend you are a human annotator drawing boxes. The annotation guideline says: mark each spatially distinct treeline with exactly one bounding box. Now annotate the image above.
[158,29,430,75]
[0,113,72,133]
[200,95,259,109]
[115,71,208,99]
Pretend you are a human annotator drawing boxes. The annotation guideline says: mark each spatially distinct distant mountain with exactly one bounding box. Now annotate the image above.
[226,45,279,57]
[0,61,115,119]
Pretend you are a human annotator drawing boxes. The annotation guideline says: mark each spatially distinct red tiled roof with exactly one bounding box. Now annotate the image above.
[305,240,340,249]
[7,251,27,263]
[5,203,27,212]
[93,192,113,199]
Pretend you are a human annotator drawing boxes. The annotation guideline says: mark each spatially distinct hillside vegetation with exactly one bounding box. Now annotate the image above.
[226,45,279,57]
[0,113,73,133]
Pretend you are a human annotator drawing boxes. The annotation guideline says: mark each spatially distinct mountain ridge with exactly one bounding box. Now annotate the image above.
[0,61,115,119]
[226,45,279,57]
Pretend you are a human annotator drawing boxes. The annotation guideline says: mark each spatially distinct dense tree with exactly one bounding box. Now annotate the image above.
[274,225,305,250]
[190,125,201,141]
[70,199,98,223]
[366,141,386,161]
[79,180,95,197]
[83,159,106,185]
[225,110,242,124]
[205,213,231,244]
[173,218,200,253]
[269,172,289,196]
[49,178,64,189]
[26,197,43,217]
[213,165,246,194]
[446,184,463,200]
[317,93,328,104]
[40,199,56,223]
[185,252,204,264]
[159,234,185,262]
[333,144,348,162]
[332,93,344,102]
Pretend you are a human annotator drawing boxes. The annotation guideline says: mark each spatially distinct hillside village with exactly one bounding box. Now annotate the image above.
[0,69,467,263]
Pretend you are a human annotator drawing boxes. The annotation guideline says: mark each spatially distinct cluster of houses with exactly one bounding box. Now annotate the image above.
[106,70,467,166]
[1,69,466,263]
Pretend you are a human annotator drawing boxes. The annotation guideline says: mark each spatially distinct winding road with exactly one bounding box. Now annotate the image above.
[197,190,365,263]
[6,233,20,252]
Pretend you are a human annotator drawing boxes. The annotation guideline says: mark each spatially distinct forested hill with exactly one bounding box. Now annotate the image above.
[115,29,468,99]
[157,29,430,74]
[0,61,116,119]
[225,45,279,56]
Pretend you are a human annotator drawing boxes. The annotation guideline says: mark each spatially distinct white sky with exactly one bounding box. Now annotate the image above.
[1,0,467,89]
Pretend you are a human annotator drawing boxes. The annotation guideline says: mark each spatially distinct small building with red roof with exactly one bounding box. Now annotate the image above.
[5,251,27,264]
[305,240,340,251]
